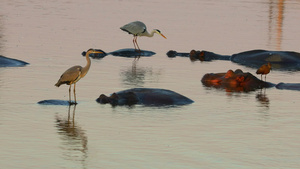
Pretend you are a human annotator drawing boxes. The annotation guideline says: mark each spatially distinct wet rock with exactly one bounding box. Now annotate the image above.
[96,88,194,106]
[0,55,29,67]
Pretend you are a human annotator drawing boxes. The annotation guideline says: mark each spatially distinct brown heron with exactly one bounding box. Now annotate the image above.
[55,49,103,104]
[256,62,272,81]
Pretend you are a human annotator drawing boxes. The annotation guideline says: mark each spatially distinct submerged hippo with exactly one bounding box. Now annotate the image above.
[189,50,230,61]
[231,50,300,70]
[166,50,189,58]
[96,88,194,106]
[201,69,275,92]
[82,48,156,59]
[275,83,300,91]
[166,50,230,61]
[0,55,29,67]
[168,49,300,70]
[38,99,71,105]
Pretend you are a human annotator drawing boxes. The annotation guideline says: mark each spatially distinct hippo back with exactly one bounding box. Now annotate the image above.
[113,88,194,106]
[231,50,300,70]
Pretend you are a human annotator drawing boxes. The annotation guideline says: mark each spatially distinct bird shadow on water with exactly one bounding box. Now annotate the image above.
[55,105,88,167]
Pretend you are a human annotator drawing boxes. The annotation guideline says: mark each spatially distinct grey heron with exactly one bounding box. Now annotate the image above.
[120,21,167,53]
[256,62,272,81]
[55,49,103,104]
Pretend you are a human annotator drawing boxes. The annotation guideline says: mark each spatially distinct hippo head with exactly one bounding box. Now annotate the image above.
[96,92,139,106]
[96,93,119,105]
[96,94,110,104]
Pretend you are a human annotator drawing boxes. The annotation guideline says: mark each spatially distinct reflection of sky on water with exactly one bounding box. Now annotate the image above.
[268,0,285,50]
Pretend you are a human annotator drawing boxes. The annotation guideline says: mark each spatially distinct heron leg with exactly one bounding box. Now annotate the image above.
[133,36,137,51]
[74,83,77,104]
[69,85,72,104]
[135,37,141,53]
[265,75,267,81]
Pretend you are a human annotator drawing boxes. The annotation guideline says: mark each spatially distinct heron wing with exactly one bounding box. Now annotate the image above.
[120,21,146,36]
[58,65,82,85]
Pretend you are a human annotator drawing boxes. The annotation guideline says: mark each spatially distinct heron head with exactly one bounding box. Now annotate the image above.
[83,49,106,58]
[87,48,95,52]
[154,29,167,39]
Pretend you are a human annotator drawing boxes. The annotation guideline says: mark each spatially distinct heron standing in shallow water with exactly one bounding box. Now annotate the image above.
[256,62,272,81]
[120,21,167,53]
[55,49,103,104]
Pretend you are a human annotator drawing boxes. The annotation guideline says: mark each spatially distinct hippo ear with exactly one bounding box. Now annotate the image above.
[110,93,119,99]
[199,51,205,61]
[98,94,110,104]
[199,51,205,57]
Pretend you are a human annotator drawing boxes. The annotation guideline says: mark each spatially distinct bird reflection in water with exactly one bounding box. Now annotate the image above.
[120,63,161,87]
[256,88,270,108]
[55,105,88,165]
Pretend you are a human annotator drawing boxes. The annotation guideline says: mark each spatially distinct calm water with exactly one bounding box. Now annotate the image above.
[1,0,300,168]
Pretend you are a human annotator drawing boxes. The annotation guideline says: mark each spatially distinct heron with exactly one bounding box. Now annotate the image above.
[55,49,103,104]
[120,21,167,53]
[256,62,272,81]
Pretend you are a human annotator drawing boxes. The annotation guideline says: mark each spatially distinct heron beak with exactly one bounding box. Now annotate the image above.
[159,33,167,39]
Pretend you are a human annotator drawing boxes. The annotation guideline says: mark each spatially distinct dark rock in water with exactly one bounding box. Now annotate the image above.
[201,69,275,92]
[0,55,29,67]
[231,50,300,70]
[96,88,194,106]
[38,99,75,105]
[275,83,300,91]
[82,48,156,59]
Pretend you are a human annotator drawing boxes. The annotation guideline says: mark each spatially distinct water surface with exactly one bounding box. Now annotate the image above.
[1,0,300,168]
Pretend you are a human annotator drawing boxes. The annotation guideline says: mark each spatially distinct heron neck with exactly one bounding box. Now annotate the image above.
[81,52,91,78]
[144,30,155,37]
